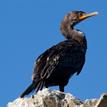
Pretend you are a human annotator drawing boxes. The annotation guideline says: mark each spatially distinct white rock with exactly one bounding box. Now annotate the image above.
[7,88,107,107]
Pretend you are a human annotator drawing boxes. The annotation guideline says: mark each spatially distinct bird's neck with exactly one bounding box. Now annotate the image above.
[60,20,85,43]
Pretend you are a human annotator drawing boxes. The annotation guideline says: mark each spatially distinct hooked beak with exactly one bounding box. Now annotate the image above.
[79,12,98,21]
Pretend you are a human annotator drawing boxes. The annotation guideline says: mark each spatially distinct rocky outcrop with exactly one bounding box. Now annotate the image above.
[7,88,107,107]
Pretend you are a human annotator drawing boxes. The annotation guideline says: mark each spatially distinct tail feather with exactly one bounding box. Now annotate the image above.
[20,80,45,98]
[20,81,39,98]
[36,81,45,92]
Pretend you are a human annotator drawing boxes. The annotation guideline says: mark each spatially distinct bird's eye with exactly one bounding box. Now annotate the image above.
[79,13,83,17]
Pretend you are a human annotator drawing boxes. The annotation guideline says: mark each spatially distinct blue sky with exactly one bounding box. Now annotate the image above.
[0,0,107,106]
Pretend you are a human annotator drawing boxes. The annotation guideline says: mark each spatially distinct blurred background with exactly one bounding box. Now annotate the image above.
[0,0,107,106]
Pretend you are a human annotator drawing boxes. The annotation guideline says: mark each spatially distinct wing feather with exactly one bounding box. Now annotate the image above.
[32,40,86,82]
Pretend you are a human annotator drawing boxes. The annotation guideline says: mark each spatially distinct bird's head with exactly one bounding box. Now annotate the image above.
[60,11,98,39]
[63,11,98,27]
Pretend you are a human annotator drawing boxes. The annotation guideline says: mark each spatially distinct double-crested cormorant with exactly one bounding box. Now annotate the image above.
[20,11,98,98]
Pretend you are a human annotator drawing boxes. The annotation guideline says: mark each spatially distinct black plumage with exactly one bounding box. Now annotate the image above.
[20,11,98,98]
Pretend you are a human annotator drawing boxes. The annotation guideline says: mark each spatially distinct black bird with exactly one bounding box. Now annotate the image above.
[20,11,98,98]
